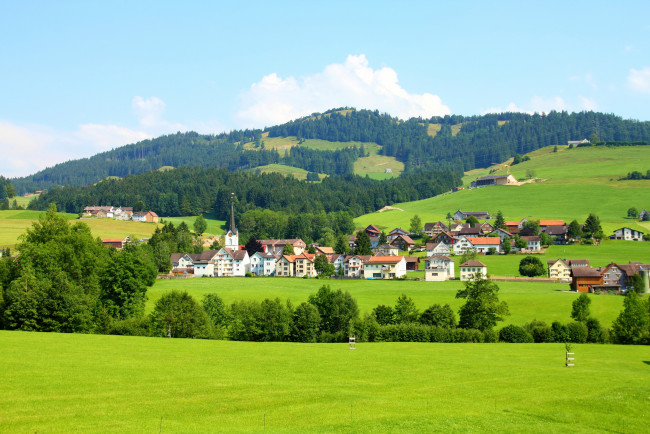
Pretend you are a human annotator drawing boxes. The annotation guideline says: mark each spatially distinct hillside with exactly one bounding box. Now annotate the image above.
[10,109,650,195]
[354,145,650,236]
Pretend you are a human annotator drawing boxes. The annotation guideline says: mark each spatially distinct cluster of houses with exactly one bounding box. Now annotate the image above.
[82,206,159,223]
[549,258,650,293]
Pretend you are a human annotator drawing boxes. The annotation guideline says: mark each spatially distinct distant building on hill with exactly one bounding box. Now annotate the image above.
[471,174,517,188]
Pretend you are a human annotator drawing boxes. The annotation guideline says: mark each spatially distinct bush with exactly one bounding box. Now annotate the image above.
[149,290,215,339]
[551,321,569,342]
[518,256,545,277]
[499,324,534,343]
[524,320,554,343]
[585,317,605,343]
[566,321,588,343]
[109,317,150,336]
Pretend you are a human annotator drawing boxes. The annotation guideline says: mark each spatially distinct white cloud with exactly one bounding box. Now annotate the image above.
[530,96,567,113]
[235,54,450,127]
[75,124,149,150]
[132,96,167,128]
[577,96,598,111]
[482,102,533,115]
[482,95,597,115]
[627,67,650,93]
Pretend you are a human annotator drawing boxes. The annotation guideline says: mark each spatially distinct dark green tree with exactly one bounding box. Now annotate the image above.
[419,304,457,328]
[494,210,506,229]
[244,236,264,257]
[202,293,227,329]
[456,274,509,331]
[583,213,604,240]
[308,285,359,334]
[314,254,335,277]
[466,215,479,227]
[518,256,545,277]
[627,207,639,219]
[334,234,350,255]
[282,243,294,255]
[501,237,511,254]
[378,231,388,245]
[149,290,215,339]
[393,294,419,323]
[193,215,208,236]
[520,220,540,236]
[291,302,321,342]
[567,220,583,241]
[354,230,372,255]
[409,214,423,235]
[372,305,395,325]
[610,292,649,344]
[571,293,591,322]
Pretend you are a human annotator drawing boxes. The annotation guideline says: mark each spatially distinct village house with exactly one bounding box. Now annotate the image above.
[490,227,513,241]
[425,242,451,256]
[101,236,131,249]
[432,231,455,245]
[387,228,409,242]
[480,221,494,234]
[639,209,649,221]
[344,255,366,278]
[423,221,449,238]
[570,266,603,292]
[314,246,335,257]
[425,255,455,281]
[373,244,399,256]
[453,236,501,255]
[543,225,568,244]
[259,239,307,256]
[459,260,487,281]
[458,225,483,237]
[389,234,415,251]
[365,225,381,238]
[170,253,194,274]
[454,210,491,221]
[609,227,644,241]
[250,251,278,276]
[404,256,420,271]
[538,220,565,231]
[505,218,527,233]
[363,256,406,280]
[513,236,541,252]
[568,139,590,145]
[601,262,650,291]
[213,248,250,277]
[329,254,346,273]
[132,211,159,223]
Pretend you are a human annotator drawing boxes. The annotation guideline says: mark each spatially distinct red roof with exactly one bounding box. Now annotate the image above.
[539,220,564,226]
[466,237,501,245]
[368,256,404,264]
[461,260,487,267]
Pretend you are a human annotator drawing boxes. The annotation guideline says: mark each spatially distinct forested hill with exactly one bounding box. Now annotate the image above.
[27,167,461,218]
[11,108,650,194]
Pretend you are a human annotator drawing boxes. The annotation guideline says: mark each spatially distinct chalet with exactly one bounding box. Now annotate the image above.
[170,253,194,274]
[470,174,517,188]
[458,225,483,237]
[373,244,399,256]
[259,239,307,256]
[544,225,568,244]
[459,260,487,281]
[425,255,455,281]
[609,227,644,241]
[490,228,513,241]
[454,210,491,221]
[389,234,415,251]
[602,262,650,291]
[404,256,420,271]
[425,242,451,256]
[330,254,346,273]
[387,228,409,242]
[363,256,406,280]
[480,221,494,234]
[250,251,278,276]
[505,218,527,233]
[454,236,501,255]
[423,221,449,238]
[365,225,381,238]
[344,255,366,278]
[213,248,250,277]
[570,266,603,293]
[432,231,455,245]
[539,220,565,230]
[315,246,335,256]
[520,236,541,251]
[548,259,572,280]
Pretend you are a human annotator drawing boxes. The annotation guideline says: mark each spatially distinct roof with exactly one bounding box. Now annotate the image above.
[391,234,415,245]
[259,239,307,248]
[505,221,520,226]
[458,211,490,217]
[618,262,650,276]
[426,255,453,262]
[466,237,501,245]
[389,227,408,234]
[367,256,404,264]
[460,260,486,267]
[425,242,448,250]
[366,224,380,232]
[316,246,335,255]
[459,226,482,235]
[474,175,512,181]
[544,225,567,235]
[424,221,448,230]
[521,236,540,242]
[547,258,568,266]
[571,266,602,277]
[102,238,125,243]
[492,227,513,236]
[539,220,565,226]
[613,227,644,233]
[568,259,590,266]
[405,256,420,264]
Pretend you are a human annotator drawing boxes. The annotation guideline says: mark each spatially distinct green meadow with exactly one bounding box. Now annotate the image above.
[355,145,650,235]
[163,215,226,236]
[1,331,646,432]
[146,277,624,328]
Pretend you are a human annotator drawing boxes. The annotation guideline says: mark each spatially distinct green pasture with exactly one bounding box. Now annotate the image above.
[250,163,321,181]
[0,210,160,249]
[355,146,650,235]
[11,194,38,208]
[1,331,646,432]
[146,277,624,328]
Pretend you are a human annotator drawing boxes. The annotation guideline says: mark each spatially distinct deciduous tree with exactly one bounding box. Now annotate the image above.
[456,274,509,331]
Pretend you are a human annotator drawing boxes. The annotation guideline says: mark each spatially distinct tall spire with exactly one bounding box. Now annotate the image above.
[229,192,238,234]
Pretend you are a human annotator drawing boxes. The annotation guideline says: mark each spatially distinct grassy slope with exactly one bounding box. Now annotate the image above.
[356,145,650,236]
[146,278,624,328]
[1,331,646,432]
[0,210,160,249]
[162,215,226,235]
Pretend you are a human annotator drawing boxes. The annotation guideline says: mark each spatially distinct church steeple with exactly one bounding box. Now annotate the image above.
[225,192,238,249]
[229,192,238,234]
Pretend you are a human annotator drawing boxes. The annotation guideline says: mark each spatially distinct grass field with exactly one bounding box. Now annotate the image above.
[355,145,650,235]
[0,210,160,249]
[161,215,226,236]
[250,163,323,181]
[1,331,647,432]
[11,194,38,208]
[146,277,625,328]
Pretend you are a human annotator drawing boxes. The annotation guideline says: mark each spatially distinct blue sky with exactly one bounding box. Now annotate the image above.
[2,1,650,177]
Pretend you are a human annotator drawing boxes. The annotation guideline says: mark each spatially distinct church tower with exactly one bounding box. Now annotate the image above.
[224,192,239,249]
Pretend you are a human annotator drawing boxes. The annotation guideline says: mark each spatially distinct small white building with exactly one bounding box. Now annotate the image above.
[363,256,406,280]
[425,242,451,257]
[459,260,488,281]
[453,236,501,255]
[250,251,278,276]
[610,227,644,241]
[344,255,366,278]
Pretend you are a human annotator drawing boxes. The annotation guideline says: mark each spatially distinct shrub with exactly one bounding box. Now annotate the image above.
[109,317,150,336]
[518,256,545,277]
[523,319,554,343]
[566,321,588,343]
[149,290,215,339]
[585,317,605,343]
[551,321,569,342]
[499,324,534,343]
[483,328,499,343]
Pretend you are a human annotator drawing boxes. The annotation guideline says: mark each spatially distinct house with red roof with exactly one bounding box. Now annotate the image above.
[363,256,406,279]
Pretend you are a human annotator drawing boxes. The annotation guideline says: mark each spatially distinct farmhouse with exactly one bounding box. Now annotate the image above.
[454,236,501,254]
[132,211,159,223]
[387,228,409,242]
[259,239,307,256]
[601,262,650,291]
[470,174,517,188]
[568,138,590,145]
[425,242,451,256]
[365,224,381,238]
[423,221,448,238]
[363,256,406,280]
[459,260,487,281]
[101,236,131,249]
[373,244,399,256]
[454,210,491,221]
[389,234,415,251]
[170,253,194,274]
[570,266,603,293]
[543,225,568,244]
[609,227,644,241]
[404,256,420,271]
[490,227,513,241]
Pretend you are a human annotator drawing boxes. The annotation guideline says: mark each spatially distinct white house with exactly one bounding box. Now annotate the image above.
[387,228,409,242]
[425,242,451,256]
[459,260,488,281]
[374,244,399,256]
[213,248,250,277]
[344,255,366,278]
[170,253,194,274]
[425,255,455,281]
[453,236,501,255]
[250,251,278,276]
[521,236,541,251]
[610,227,644,241]
[363,256,406,280]
[330,254,346,273]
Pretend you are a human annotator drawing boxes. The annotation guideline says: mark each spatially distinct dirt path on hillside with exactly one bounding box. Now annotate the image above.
[377,206,404,212]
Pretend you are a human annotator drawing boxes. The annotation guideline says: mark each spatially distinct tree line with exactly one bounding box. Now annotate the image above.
[27,166,461,218]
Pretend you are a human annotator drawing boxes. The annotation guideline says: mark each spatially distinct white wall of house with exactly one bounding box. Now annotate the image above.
[460,266,487,281]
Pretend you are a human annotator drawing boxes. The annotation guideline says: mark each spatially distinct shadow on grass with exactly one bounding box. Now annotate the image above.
[643,361,650,366]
